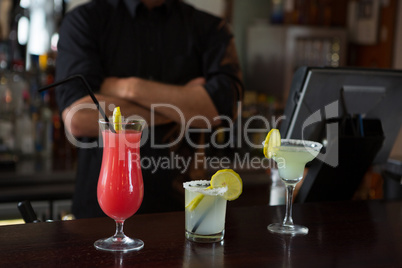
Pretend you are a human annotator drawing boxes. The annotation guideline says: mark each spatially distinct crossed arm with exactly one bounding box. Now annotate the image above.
[62,77,221,137]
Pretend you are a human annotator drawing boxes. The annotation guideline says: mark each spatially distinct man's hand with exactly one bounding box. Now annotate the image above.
[62,93,173,138]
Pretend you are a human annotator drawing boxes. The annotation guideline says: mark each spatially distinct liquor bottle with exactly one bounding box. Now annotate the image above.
[0,69,17,167]
[15,89,34,157]
[9,0,29,69]
[28,54,53,158]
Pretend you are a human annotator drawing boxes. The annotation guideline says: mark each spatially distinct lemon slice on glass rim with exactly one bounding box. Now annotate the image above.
[210,169,243,201]
[263,129,281,159]
[184,169,243,211]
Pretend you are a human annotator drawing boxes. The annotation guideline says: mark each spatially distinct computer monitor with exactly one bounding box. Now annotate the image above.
[280,67,402,202]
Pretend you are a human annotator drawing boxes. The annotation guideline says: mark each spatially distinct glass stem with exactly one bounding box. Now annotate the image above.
[283,184,295,226]
[114,220,126,240]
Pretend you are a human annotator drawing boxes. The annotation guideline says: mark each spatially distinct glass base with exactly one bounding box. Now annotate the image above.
[94,236,144,252]
[185,230,224,243]
[268,223,308,235]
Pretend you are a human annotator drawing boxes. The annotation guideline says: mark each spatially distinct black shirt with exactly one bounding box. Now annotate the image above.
[55,0,242,218]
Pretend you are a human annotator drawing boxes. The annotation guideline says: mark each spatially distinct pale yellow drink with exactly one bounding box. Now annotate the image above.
[183,180,227,243]
[274,145,320,184]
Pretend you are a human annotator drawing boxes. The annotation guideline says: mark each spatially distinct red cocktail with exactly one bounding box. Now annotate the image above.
[94,119,145,252]
[98,129,143,220]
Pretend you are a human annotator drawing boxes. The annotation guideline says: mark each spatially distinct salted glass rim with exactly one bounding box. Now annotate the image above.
[261,138,323,152]
[183,180,228,196]
[279,139,323,150]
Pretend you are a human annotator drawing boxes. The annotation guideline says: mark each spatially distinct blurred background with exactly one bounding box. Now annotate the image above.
[0,0,401,224]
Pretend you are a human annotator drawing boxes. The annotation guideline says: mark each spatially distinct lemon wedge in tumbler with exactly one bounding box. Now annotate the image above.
[113,106,122,132]
[185,186,213,211]
[263,129,281,159]
[210,169,243,201]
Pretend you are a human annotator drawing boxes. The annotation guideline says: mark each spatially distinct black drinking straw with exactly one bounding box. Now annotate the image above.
[191,208,210,233]
[38,74,115,133]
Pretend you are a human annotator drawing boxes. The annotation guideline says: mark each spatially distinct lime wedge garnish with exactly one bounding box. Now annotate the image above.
[263,129,281,159]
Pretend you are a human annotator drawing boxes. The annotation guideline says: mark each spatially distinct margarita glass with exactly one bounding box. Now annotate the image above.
[268,139,322,235]
[94,119,145,252]
[183,180,228,243]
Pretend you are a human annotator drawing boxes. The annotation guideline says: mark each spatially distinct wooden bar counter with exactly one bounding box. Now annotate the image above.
[0,200,401,267]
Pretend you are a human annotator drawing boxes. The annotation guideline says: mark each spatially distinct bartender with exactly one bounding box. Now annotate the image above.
[55,0,243,218]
